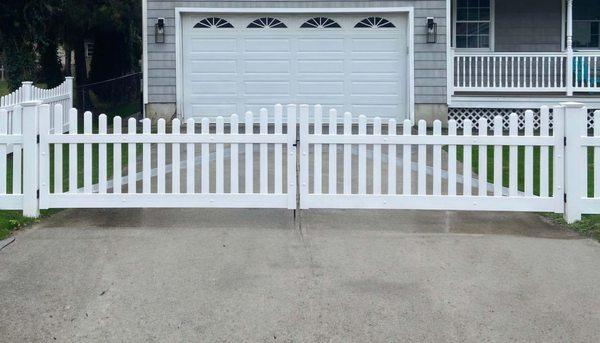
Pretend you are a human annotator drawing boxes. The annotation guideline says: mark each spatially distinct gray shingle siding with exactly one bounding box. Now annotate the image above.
[145,0,449,106]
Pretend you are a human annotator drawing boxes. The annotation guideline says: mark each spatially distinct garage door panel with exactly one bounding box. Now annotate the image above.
[298,81,344,95]
[351,38,403,52]
[244,38,291,52]
[298,38,344,52]
[297,60,344,73]
[188,38,237,52]
[244,82,291,95]
[245,60,291,73]
[351,81,401,95]
[182,13,408,120]
[188,60,237,73]
[351,60,400,73]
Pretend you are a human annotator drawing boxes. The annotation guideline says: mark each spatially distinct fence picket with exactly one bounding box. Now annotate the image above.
[128,118,137,194]
[328,109,337,194]
[373,117,382,195]
[230,114,239,194]
[402,119,411,195]
[388,119,397,195]
[509,113,519,196]
[524,110,534,196]
[98,114,107,194]
[12,107,22,194]
[142,118,151,194]
[245,111,253,193]
[448,120,457,196]
[463,120,473,196]
[540,106,550,197]
[358,115,367,194]
[113,117,122,194]
[417,120,427,195]
[493,116,503,196]
[186,118,195,194]
[433,120,442,195]
[172,119,181,194]
[216,116,224,194]
[157,119,166,194]
[260,109,268,194]
[0,110,6,194]
[274,105,283,194]
[201,117,210,194]
[52,105,62,193]
[313,105,322,195]
[69,109,78,193]
[478,118,488,196]
[343,112,352,195]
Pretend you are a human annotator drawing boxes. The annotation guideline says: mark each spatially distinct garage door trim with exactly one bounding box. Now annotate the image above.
[175,7,415,121]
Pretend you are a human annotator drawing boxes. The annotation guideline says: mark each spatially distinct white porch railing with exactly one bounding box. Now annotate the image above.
[450,50,600,95]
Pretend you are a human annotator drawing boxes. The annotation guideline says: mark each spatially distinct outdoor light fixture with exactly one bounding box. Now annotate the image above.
[426,17,437,43]
[155,18,165,43]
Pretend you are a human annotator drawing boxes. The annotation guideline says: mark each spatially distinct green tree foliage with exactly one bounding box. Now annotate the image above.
[0,0,141,98]
[0,0,61,90]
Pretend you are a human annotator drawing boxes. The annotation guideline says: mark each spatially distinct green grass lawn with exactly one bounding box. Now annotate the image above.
[0,80,8,97]
[455,145,599,240]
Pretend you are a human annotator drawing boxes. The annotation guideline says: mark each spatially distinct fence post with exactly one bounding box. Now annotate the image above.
[22,81,33,101]
[562,102,587,223]
[21,101,41,218]
[38,104,51,210]
[65,77,74,110]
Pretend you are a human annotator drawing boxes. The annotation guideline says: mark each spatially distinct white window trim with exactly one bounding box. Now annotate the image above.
[452,0,495,52]
[174,7,415,121]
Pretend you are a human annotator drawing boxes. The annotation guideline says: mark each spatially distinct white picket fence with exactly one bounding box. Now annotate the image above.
[0,102,598,223]
[0,78,73,135]
[37,104,297,211]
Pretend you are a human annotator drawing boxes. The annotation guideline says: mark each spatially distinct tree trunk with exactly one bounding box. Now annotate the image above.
[74,40,89,110]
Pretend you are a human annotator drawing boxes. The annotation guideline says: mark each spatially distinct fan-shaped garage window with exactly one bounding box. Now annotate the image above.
[247,17,287,28]
[355,17,396,28]
[300,17,341,28]
[194,17,234,28]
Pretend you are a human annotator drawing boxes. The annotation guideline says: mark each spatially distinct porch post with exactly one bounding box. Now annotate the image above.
[566,0,574,96]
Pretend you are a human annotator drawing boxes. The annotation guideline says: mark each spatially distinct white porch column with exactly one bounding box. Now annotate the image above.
[566,0,574,96]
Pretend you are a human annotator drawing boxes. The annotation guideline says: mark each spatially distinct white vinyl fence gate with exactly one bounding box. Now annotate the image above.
[0,102,598,224]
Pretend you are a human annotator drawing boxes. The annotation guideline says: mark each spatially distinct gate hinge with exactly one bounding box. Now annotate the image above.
[36,189,40,199]
[36,134,40,144]
[564,137,567,146]
[564,193,567,203]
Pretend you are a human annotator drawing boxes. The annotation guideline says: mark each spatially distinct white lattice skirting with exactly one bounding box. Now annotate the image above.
[448,108,596,130]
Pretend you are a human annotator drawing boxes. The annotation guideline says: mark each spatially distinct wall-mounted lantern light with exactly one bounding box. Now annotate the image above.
[155,18,165,43]
[426,17,437,44]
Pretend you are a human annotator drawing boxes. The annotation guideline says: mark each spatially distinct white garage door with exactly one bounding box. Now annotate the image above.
[181,13,409,120]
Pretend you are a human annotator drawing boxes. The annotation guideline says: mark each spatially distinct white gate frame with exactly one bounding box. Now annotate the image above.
[37,104,298,211]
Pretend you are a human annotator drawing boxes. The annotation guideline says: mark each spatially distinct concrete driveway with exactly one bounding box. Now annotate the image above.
[1,208,600,342]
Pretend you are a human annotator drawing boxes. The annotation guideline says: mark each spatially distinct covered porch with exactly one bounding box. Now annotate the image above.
[448,0,600,105]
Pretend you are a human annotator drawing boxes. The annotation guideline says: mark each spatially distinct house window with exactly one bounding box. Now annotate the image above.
[355,17,396,28]
[300,17,341,28]
[194,17,234,28]
[573,0,600,49]
[455,0,491,49]
[247,17,287,28]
